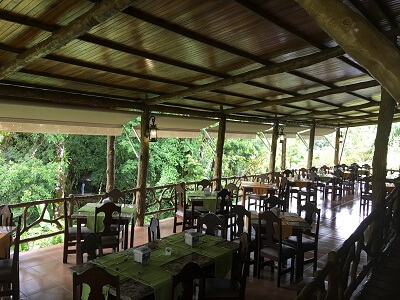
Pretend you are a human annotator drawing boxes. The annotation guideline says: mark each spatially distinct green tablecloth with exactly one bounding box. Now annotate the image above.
[78,204,136,232]
[91,234,234,300]
[186,191,218,212]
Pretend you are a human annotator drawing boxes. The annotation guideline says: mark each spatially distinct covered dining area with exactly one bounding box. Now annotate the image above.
[1,0,400,299]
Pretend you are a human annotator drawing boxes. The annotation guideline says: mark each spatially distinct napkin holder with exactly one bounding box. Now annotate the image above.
[134,246,151,264]
[203,188,212,196]
[185,230,200,247]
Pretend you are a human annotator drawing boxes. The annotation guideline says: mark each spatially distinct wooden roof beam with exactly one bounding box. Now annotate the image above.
[0,0,137,80]
[224,80,378,114]
[296,0,400,104]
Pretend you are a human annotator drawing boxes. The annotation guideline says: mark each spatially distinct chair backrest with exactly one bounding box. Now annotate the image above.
[299,202,321,240]
[148,217,161,242]
[170,262,202,300]
[299,168,308,178]
[263,195,285,211]
[216,189,231,215]
[94,202,121,236]
[310,167,317,173]
[258,211,281,251]
[0,205,13,226]
[362,163,371,170]
[360,176,372,195]
[340,164,348,171]
[103,189,125,204]
[235,233,250,299]
[196,179,212,191]
[333,168,344,178]
[320,165,330,174]
[73,266,120,300]
[197,213,226,238]
[278,177,289,205]
[225,183,239,205]
[256,174,268,183]
[79,233,102,264]
[282,169,293,177]
[174,182,186,211]
[230,205,251,241]
[12,216,22,272]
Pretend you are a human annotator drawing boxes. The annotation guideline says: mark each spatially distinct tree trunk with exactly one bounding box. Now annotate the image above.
[281,137,287,170]
[213,115,226,191]
[269,122,279,172]
[136,108,150,226]
[372,88,395,209]
[334,128,340,165]
[106,135,116,192]
[307,123,316,169]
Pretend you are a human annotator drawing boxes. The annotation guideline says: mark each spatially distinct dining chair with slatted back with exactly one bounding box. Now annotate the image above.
[203,233,250,300]
[225,183,240,205]
[262,195,285,212]
[0,205,12,226]
[171,262,202,300]
[216,189,231,217]
[94,202,122,255]
[283,202,321,273]
[63,199,92,263]
[103,188,126,204]
[197,179,212,191]
[73,266,120,300]
[320,165,330,174]
[360,176,373,209]
[257,211,296,287]
[78,233,102,264]
[299,168,308,179]
[173,182,198,233]
[148,217,161,242]
[230,205,251,242]
[0,216,21,299]
[282,169,293,178]
[197,213,227,239]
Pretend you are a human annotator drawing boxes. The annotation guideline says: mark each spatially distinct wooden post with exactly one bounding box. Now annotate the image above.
[334,128,340,166]
[372,88,395,208]
[307,123,316,169]
[106,135,116,192]
[281,136,287,170]
[213,114,226,191]
[269,122,279,172]
[136,108,150,226]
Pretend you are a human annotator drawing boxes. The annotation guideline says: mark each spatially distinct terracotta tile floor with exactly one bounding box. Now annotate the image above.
[12,189,369,300]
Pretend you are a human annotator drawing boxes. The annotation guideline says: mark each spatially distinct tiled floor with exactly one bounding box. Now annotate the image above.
[12,189,369,300]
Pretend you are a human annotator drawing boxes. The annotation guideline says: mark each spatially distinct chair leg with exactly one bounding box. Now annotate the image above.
[277,259,281,287]
[13,279,19,300]
[290,256,295,282]
[63,240,68,263]
[173,216,177,233]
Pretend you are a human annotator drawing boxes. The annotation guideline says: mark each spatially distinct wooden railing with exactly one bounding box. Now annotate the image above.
[4,174,260,244]
[297,187,400,300]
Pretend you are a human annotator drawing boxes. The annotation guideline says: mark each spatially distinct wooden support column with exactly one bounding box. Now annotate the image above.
[334,128,340,166]
[372,88,396,208]
[307,123,316,169]
[296,0,400,103]
[213,114,226,191]
[136,108,150,226]
[106,135,116,192]
[281,137,287,170]
[269,122,279,172]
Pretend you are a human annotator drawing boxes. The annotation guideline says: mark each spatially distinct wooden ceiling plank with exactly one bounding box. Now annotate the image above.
[0,0,138,80]
[296,0,400,104]
[370,0,398,29]
[224,80,378,114]
[348,0,385,30]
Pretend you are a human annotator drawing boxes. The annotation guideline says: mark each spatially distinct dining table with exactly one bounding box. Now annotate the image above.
[250,211,312,278]
[240,181,278,206]
[70,232,238,300]
[71,203,136,264]
[186,190,218,212]
[0,225,16,259]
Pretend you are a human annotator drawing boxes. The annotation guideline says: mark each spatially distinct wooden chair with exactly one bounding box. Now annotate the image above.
[320,165,330,174]
[256,174,268,183]
[298,168,308,179]
[297,173,318,207]
[282,169,294,177]
[78,233,102,264]
[324,177,343,200]
[171,262,202,300]
[0,216,21,299]
[262,195,285,212]
[73,266,120,300]
[173,182,200,232]
[283,202,321,273]
[225,183,240,205]
[0,205,13,226]
[63,200,92,263]
[360,176,372,209]
[197,213,227,239]
[197,179,212,191]
[216,189,231,218]
[203,233,250,300]
[102,188,126,204]
[256,211,296,287]
[94,202,122,255]
[342,169,357,195]
[148,217,161,242]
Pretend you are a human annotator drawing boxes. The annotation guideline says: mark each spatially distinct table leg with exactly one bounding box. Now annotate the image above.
[296,232,304,278]
[76,219,82,265]
[130,217,134,248]
[123,221,129,250]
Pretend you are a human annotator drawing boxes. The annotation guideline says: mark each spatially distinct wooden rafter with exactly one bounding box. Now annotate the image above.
[0,0,137,80]
[296,0,400,104]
